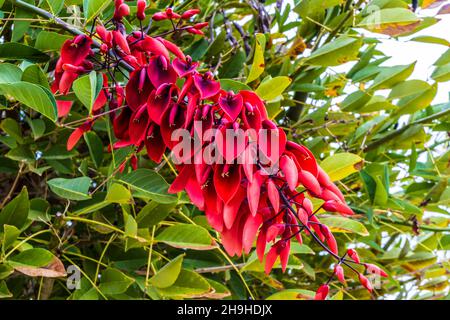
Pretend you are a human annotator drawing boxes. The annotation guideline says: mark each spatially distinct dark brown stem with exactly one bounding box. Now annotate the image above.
[7,0,134,72]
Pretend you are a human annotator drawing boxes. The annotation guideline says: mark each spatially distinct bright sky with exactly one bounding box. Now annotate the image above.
[365,6,450,104]
[279,1,450,104]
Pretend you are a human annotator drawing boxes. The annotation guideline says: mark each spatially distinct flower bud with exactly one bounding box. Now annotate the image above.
[334,265,346,284]
[186,27,204,35]
[314,284,329,300]
[364,263,388,278]
[347,248,360,264]
[181,9,201,19]
[137,0,147,20]
[118,3,130,17]
[152,12,168,21]
[358,273,373,292]
[193,22,209,29]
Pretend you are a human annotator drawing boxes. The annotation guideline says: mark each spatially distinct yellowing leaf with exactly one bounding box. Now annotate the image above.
[255,76,292,101]
[320,153,364,181]
[246,34,266,83]
[358,8,420,36]
[305,36,362,66]
[320,216,369,236]
[13,256,67,278]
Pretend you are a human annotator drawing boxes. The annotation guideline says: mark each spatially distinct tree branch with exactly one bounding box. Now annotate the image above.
[365,107,450,152]
[7,0,134,72]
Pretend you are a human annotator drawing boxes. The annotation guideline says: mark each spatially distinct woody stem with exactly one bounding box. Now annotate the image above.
[7,0,134,72]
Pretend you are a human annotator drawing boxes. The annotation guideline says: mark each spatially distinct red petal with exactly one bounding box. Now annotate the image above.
[61,35,92,66]
[203,181,224,232]
[280,155,298,191]
[168,164,193,194]
[298,169,321,195]
[146,56,177,88]
[266,179,280,213]
[59,71,79,95]
[247,170,264,216]
[157,38,185,60]
[223,186,246,229]
[286,141,318,177]
[213,164,242,204]
[129,104,150,146]
[240,90,268,119]
[218,91,243,122]
[242,213,263,254]
[145,124,166,163]
[147,84,174,125]
[172,57,198,77]
[126,68,154,111]
[67,128,83,151]
[193,73,220,99]
[314,284,329,300]
[140,36,170,60]
[256,228,267,262]
[334,265,346,284]
[56,100,73,117]
[264,245,279,274]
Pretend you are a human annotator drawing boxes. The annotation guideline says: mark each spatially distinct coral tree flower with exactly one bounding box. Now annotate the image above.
[54,7,380,297]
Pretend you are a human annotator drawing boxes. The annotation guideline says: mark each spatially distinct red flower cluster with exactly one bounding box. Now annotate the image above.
[54,7,386,299]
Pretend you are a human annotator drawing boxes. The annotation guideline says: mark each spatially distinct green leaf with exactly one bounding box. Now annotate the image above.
[155,269,211,299]
[294,0,344,18]
[0,265,14,280]
[0,82,57,121]
[373,175,388,205]
[320,153,364,181]
[0,118,23,144]
[358,8,420,35]
[35,31,71,52]
[255,76,292,101]
[83,0,112,23]
[434,48,450,66]
[0,43,49,62]
[340,90,372,112]
[47,0,65,15]
[119,169,177,204]
[431,63,450,82]
[246,33,266,83]
[123,212,137,238]
[319,216,369,236]
[22,64,50,90]
[156,224,217,250]
[136,202,176,228]
[395,83,437,115]
[0,63,23,83]
[27,118,46,140]
[1,225,20,254]
[5,145,35,162]
[305,36,362,66]
[84,131,103,168]
[105,183,131,204]
[370,63,415,90]
[99,268,135,295]
[73,71,100,113]
[0,281,13,298]
[266,289,315,300]
[411,36,450,47]
[219,79,252,92]
[47,177,92,201]
[9,248,54,267]
[150,254,184,288]
[0,187,29,229]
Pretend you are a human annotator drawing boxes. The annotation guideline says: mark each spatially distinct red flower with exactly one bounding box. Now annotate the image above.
[314,284,329,300]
